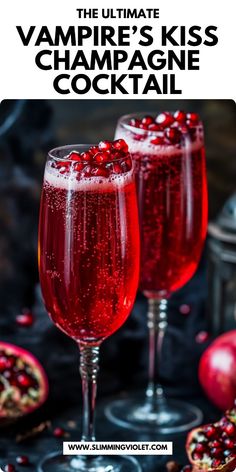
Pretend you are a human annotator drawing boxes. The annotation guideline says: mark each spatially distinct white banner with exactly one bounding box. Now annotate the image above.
[63,441,173,456]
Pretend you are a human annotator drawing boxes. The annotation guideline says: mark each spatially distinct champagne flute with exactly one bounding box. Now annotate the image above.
[38,142,141,471]
[106,111,208,434]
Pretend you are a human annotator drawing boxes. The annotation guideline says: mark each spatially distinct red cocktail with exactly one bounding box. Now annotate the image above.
[106,112,208,434]
[38,142,140,472]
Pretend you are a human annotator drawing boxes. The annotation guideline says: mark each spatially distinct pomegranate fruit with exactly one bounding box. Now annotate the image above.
[199,330,236,410]
[186,406,236,471]
[0,342,48,425]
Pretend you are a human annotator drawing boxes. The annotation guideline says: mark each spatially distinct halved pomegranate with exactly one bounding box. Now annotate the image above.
[186,407,236,471]
[0,342,48,425]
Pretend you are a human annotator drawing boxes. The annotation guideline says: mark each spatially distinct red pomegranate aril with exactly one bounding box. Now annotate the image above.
[187,113,199,125]
[89,146,99,156]
[156,112,175,128]
[69,152,81,161]
[98,140,112,151]
[113,164,122,174]
[74,162,84,172]
[95,152,109,163]
[129,118,141,127]
[174,110,186,123]
[53,427,65,438]
[211,459,222,468]
[204,425,218,439]
[209,440,221,448]
[112,139,128,153]
[17,372,34,389]
[192,452,203,461]
[195,331,209,343]
[194,443,207,454]
[80,151,92,162]
[16,311,34,328]
[151,137,165,145]
[165,128,181,144]
[148,123,160,132]
[16,455,29,465]
[3,465,16,472]
[92,166,108,178]
[141,115,154,126]
[224,438,235,449]
[211,447,223,459]
[223,422,236,436]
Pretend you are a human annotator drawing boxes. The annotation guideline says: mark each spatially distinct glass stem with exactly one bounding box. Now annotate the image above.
[146,298,168,406]
[78,342,100,442]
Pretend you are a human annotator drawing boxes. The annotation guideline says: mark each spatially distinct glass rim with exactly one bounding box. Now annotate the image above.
[118,111,203,135]
[48,143,132,165]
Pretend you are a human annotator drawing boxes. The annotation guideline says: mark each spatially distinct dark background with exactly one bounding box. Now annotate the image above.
[0,99,236,470]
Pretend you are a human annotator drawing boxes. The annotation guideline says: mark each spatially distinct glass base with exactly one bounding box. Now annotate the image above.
[38,452,142,472]
[105,394,203,434]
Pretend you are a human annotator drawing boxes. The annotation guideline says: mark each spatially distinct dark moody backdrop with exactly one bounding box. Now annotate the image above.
[0,99,236,469]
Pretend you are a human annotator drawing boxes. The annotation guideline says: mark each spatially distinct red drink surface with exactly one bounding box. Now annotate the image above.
[116,124,208,298]
[38,166,140,342]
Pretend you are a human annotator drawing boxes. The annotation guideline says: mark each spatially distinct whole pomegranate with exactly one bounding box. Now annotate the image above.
[0,342,48,425]
[199,330,236,410]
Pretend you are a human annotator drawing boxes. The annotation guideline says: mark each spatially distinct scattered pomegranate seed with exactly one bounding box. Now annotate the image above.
[195,331,209,343]
[113,164,122,174]
[17,372,34,389]
[129,118,141,127]
[92,167,108,177]
[156,112,175,128]
[53,427,65,438]
[3,465,16,472]
[98,140,112,151]
[204,425,218,439]
[141,115,154,126]
[89,146,99,156]
[74,162,84,172]
[16,310,34,328]
[179,304,191,315]
[187,112,199,125]
[16,455,29,465]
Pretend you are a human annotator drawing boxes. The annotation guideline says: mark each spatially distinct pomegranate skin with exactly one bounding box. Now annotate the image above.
[199,330,236,411]
[0,341,48,425]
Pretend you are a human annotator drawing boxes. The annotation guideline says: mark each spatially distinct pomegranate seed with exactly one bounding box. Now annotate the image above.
[17,372,34,389]
[5,356,16,369]
[165,128,181,144]
[194,443,207,454]
[204,425,218,439]
[98,140,112,152]
[3,466,16,472]
[53,427,65,438]
[0,356,9,372]
[129,118,141,128]
[74,162,84,172]
[195,331,209,343]
[92,166,108,177]
[224,438,235,449]
[187,112,199,125]
[95,152,109,163]
[211,459,222,468]
[151,137,165,145]
[69,151,81,161]
[141,115,154,126]
[89,146,99,156]
[113,164,122,174]
[223,422,236,436]
[16,311,34,328]
[209,440,221,448]
[211,447,223,458]
[16,455,29,465]
[174,110,186,123]
[156,112,174,128]
[148,123,160,132]
[80,152,92,162]
[81,165,93,177]
[179,304,191,315]
[112,139,128,153]
[192,452,203,461]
